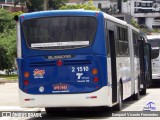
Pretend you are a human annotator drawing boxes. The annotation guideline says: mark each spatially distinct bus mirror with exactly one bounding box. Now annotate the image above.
[151,48,159,59]
[14,15,19,21]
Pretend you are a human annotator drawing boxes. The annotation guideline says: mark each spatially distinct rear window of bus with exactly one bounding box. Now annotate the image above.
[148,39,160,47]
[22,16,97,50]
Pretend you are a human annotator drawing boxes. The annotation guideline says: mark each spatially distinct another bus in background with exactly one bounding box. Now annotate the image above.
[147,34,160,81]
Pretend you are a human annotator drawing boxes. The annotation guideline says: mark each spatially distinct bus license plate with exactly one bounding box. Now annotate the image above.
[53,84,68,90]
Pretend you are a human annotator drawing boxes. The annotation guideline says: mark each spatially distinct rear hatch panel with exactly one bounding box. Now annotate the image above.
[19,54,102,94]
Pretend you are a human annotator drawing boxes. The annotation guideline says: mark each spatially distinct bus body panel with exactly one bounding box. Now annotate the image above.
[16,10,148,109]
[19,86,110,107]
[116,57,132,100]
[18,54,108,94]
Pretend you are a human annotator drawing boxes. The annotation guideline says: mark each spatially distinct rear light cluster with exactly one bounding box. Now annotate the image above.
[24,80,29,86]
[93,77,99,82]
[92,69,99,82]
[24,72,29,78]
[57,60,63,66]
[24,72,29,86]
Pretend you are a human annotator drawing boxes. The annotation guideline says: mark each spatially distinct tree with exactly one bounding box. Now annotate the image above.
[15,0,68,12]
[59,0,99,10]
[14,0,43,12]
[0,9,14,33]
[26,0,43,12]
[0,46,11,70]
[48,0,68,10]
[42,0,68,10]
[0,9,23,71]
[131,18,140,29]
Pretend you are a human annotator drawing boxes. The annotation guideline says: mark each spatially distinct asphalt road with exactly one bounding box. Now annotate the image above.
[0,82,160,120]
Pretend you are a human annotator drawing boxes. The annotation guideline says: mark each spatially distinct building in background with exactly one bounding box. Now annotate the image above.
[122,0,160,29]
[67,0,160,29]
[67,0,117,13]
[0,0,27,12]
[67,0,132,24]
[1,0,159,29]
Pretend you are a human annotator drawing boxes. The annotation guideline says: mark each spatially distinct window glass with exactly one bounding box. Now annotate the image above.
[22,16,97,50]
[117,26,129,56]
[148,39,160,47]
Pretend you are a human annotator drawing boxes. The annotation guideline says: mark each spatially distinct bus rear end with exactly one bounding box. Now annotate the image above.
[16,10,109,108]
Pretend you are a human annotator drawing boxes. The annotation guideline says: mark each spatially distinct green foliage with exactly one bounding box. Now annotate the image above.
[59,0,99,11]
[14,0,43,12]
[14,0,31,6]
[151,28,160,33]
[0,74,18,80]
[0,9,23,70]
[131,18,151,34]
[48,0,68,10]
[14,0,67,11]
[131,19,140,29]
[0,9,14,33]
[0,46,11,70]
[27,0,43,12]
[11,11,23,17]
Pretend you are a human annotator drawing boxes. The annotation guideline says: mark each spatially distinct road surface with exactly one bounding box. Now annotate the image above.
[0,82,160,120]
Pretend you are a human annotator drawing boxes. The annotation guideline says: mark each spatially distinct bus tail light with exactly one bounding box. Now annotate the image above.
[93,77,99,82]
[24,99,30,101]
[92,69,98,75]
[24,80,29,86]
[95,12,99,17]
[24,72,29,78]
[57,60,63,66]
[91,96,97,99]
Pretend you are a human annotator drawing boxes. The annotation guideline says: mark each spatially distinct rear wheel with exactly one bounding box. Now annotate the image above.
[114,83,123,111]
[140,81,147,95]
[45,107,66,114]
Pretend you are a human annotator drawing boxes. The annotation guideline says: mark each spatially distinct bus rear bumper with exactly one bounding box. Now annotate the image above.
[19,86,111,108]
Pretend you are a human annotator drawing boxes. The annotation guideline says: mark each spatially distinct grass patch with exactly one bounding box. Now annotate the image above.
[0,74,18,80]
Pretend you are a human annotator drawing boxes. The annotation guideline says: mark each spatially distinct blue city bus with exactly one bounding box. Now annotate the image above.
[15,10,148,113]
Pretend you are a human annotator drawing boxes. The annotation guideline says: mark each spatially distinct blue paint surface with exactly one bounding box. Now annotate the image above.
[17,10,108,94]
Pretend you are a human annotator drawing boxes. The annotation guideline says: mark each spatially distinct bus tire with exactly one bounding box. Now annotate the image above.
[132,77,140,100]
[45,107,66,114]
[114,83,123,111]
[147,73,153,88]
[140,81,147,95]
[146,73,150,88]
[45,107,53,114]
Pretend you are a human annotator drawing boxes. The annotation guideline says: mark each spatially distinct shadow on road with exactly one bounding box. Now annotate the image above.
[28,82,159,120]
[29,107,113,120]
[28,95,151,119]
[28,95,149,120]
[150,80,160,88]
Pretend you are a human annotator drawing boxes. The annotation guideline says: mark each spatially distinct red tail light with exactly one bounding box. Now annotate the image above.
[95,12,99,16]
[91,96,97,99]
[24,99,30,101]
[24,80,29,86]
[57,60,63,66]
[93,77,99,82]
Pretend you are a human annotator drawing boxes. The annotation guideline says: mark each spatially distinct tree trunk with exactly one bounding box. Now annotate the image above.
[43,0,49,10]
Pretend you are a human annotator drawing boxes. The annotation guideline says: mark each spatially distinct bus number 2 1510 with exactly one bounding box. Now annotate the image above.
[72,66,89,72]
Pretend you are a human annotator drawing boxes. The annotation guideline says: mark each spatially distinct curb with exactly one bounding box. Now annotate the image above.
[0,78,18,84]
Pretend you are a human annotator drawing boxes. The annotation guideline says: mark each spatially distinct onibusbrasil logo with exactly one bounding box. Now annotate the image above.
[143,102,156,111]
